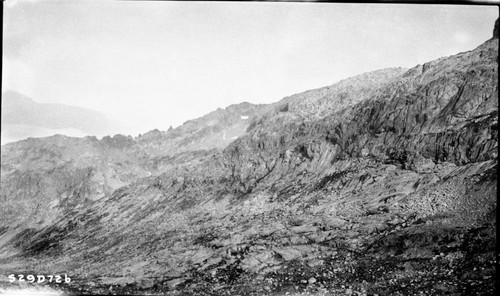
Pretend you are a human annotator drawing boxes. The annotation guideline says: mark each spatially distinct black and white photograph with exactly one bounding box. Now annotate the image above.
[0,0,498,295]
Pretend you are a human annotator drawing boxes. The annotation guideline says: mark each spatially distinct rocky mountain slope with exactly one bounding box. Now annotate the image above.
[134,102,271,157]
[0,24,498,296]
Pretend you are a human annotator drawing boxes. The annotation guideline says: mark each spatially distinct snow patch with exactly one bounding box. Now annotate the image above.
[0,286,66,296]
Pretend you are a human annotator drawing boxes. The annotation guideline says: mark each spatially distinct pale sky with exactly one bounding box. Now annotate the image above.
[2,0,498,136]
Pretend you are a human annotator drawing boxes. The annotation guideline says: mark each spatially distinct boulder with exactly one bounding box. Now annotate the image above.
[411,155,435,173]
[274,247,303,261]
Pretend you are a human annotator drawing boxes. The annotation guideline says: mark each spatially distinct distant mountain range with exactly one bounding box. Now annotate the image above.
[1,91,109,144]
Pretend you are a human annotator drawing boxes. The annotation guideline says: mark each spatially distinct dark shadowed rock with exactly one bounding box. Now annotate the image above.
[493,18,499,39]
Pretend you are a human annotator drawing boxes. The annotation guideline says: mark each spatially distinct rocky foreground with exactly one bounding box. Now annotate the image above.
[0,25,498,296]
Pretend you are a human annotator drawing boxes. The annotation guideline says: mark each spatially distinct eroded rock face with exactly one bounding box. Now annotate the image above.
[0,29,497,296]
